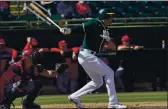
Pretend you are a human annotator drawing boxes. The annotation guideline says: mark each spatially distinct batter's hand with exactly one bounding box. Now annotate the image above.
[100,30,111,41]
[60,27,71,35]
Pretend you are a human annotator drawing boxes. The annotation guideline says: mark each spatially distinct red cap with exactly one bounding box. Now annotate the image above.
[121,35,130,42]
[0,38,6,45]
[58,40,67,47]
[31,38,38,45]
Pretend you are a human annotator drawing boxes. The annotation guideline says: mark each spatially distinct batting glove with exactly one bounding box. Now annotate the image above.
[60,28,71,35]
[100,30,111,42]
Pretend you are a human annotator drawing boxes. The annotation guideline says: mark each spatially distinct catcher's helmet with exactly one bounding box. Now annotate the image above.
[98,8,115,20]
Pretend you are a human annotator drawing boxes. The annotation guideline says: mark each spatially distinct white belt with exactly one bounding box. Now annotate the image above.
[80,48,96,55]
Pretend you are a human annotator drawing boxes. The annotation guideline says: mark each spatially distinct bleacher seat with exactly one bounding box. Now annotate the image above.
[4,1,168,22]
[9,1,26,16]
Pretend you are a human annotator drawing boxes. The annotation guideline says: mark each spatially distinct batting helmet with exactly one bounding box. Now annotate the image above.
[98,8,115,20]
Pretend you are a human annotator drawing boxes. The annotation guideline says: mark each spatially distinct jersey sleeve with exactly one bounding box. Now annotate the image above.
[72,46,81,54]
[11,49,18,59]
[38,48,49,52]
[50,48,61,52]
[71,20,93,34]
[23,42,31,51]
[6,48,18,59]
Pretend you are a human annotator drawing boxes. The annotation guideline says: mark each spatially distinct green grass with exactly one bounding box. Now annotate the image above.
[13,91,167,105]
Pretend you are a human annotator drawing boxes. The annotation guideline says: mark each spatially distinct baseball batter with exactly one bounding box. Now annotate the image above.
[60,8,127,109]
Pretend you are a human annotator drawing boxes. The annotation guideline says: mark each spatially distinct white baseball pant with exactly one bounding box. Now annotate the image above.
[70,50,119,107]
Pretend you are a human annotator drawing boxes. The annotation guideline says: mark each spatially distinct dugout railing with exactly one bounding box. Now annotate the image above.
[0,17,168,31]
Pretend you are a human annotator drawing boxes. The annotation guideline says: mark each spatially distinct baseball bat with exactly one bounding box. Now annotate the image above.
[30,3,62,30]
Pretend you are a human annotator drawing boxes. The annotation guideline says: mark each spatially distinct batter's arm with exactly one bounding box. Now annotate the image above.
[60,20,92,35]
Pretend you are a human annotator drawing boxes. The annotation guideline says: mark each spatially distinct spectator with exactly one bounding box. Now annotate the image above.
[118,34,144,92]
[0,1,9,20]
[0,1,9,12]
[114,60,125,92]
[95,43,111,93]
[56,1,74,19]
[66,52,79,93]
[23,37,49,53]
[40,0,53,17]
[97,43,121,93]
[75,1,92,18]
[50,40,80,94]
[118,34,144,50]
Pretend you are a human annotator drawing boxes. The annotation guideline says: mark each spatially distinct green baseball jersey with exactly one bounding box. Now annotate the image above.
[71,19,108,52]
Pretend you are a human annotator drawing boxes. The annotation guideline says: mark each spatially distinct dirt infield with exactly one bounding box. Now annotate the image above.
[14,101,167,108]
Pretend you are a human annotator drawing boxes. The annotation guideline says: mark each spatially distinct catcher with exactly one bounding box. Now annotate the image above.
[1,43,68,109]
[0,37,18,105]
[1,48,68,109]
[1,49,43,109]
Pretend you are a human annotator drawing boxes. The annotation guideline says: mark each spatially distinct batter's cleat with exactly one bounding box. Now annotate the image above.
[68,96,85,109]
[108,104,127,109]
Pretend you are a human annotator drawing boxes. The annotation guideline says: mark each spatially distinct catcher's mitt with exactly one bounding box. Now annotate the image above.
[55,63,68,74]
